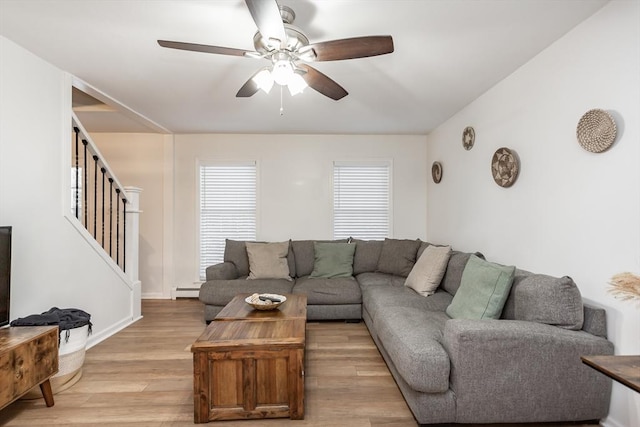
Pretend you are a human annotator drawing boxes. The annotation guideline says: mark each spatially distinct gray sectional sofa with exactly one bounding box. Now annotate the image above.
[199,238,614,425]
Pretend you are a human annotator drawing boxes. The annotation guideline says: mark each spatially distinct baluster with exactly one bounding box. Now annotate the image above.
[82,140,88,227]
[108,178,113,257]
[101,167,106,246]
[116,188,121,268]
[92,155,98,239]
[123,198,127,273]
[73,127,80,219]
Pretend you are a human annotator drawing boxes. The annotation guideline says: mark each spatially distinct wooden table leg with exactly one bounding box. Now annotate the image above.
[39,379,55,407]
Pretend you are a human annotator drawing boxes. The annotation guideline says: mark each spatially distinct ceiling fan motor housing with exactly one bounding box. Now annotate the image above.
[253,5,309,53]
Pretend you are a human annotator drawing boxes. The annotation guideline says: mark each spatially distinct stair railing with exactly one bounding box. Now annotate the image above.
[71,115,128,273]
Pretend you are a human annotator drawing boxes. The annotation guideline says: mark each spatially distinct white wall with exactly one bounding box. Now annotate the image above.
[426,2,639,426]
[172,134,427,287]
[92,133,172,299]
[0,36,136,345]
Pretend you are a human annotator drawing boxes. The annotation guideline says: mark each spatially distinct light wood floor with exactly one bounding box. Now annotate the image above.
[0,299,600,427]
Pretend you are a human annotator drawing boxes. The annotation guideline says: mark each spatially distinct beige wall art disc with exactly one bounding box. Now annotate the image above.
[462,126,475,150]
[576,109,617,153]
[491,147,519,188]
[432,161,443,183]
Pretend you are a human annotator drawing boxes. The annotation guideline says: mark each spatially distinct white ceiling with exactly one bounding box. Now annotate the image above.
[0,0,608,135]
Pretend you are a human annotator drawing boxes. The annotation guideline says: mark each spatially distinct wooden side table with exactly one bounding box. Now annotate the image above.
[581,355,640,393]
[0,326,59,409]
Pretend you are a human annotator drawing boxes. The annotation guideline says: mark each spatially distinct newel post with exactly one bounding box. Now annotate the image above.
[125,186,142,320]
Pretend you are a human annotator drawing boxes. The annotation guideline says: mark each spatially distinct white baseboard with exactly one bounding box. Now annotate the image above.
[141,292,170,299]
[173,287,199,299]
[86,315,143,350]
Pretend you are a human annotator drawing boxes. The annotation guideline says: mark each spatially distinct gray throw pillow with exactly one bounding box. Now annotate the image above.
[446,255,515,319]
[376,238,421,277]
[404,245,451,296]
[224,239,250,277]
[246,242,292,281]
[352,239,383,274]
[310,242,356,278]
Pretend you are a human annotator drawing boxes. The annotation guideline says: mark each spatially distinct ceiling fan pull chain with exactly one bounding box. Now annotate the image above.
[280,85,284,116]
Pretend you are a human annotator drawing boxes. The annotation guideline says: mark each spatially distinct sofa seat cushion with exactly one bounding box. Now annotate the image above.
[356,272,406,288]
[292,276,361,305]
[199,278,295,306]
[363,285,453,321]
[374,306,450,393]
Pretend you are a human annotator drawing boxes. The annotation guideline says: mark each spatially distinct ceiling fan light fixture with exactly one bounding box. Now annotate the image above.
[271,59,294,86]
[253,68,274,93]
[288,72,307,96]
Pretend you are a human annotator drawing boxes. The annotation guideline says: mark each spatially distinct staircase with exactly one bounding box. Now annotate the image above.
[69,113,141,319]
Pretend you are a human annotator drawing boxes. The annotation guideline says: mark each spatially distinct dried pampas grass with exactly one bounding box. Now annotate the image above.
[608,272,640,304]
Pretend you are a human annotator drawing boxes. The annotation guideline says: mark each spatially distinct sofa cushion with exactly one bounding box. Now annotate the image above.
[352,239,383,274]
[362,284,453,322]
[446,255,515,320]
[224,239,251,277]
[198,278,294,306]
[503,270,584,330]
[441,250,485,296]
[374,306,450,393]
[405,245,451,296]
[246,242,292,280]
[224,239,296,278]
[293,276,361,305]
[376,238,421,277]
[356,271,406,288]
[310,242,356,278]
[291,239,347,277]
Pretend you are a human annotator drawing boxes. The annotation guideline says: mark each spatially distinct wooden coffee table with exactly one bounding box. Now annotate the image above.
[192,294,307,423]
[215,293,307,321]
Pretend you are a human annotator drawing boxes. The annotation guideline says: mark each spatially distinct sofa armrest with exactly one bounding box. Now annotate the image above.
[205,262,239,281]
[442,319,614,423]
[582,303,608,338]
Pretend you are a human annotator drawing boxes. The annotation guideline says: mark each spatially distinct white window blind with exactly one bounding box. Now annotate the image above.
[333,161,390,240]
[199,162,256,280]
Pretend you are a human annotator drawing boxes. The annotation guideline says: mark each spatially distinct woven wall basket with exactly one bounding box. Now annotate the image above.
[576,109,617,153]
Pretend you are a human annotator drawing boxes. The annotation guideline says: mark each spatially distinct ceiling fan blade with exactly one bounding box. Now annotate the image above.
[297,64,347,101]
[298,36,394,62]
[236,71,262,98]
[245,0,287,50]
[157,40,253,57]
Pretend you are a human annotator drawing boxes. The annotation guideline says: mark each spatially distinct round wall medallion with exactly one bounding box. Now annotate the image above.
[431,161,443,183]
[491,147,519,188]
[576,109,617,153]
[462,126,475,150]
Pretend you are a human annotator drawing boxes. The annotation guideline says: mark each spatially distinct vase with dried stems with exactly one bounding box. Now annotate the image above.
[608,272,640,305]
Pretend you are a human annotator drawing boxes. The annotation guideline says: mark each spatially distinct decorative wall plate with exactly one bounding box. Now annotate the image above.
[491,148,519,188]
[431,161,443,183]
[576,109,617,153]
[462,126,475,150]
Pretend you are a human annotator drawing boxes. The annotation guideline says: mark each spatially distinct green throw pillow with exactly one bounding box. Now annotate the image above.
[310,242,356,278]
[446,255,515,319]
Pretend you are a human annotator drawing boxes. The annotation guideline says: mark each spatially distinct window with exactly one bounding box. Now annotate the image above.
[333,161,391,240]
[199,162,257,280]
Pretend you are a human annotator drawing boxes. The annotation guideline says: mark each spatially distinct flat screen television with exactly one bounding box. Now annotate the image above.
[0,226,12,327]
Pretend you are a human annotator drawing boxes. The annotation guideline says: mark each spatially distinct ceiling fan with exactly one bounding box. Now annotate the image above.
[157,0,394,101]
